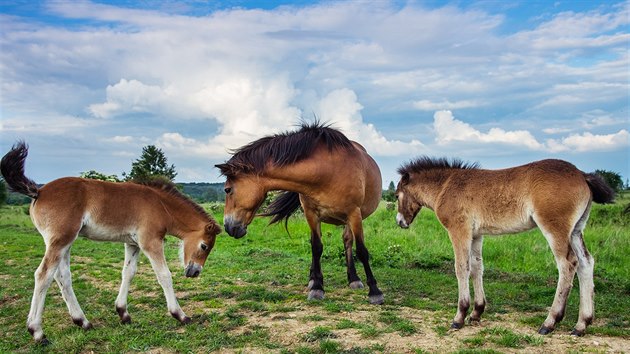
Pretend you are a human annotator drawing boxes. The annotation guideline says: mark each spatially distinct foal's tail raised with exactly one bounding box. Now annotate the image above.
[583,172,615,204]
[260,191,302,227]
[1,141,39,199]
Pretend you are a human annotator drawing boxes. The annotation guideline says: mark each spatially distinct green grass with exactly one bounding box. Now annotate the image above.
[0,199,629,353]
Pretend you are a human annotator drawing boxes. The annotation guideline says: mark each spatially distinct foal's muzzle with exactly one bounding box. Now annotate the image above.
[224,215,248,239]
[396,212,409,229]
[185,263,202,278]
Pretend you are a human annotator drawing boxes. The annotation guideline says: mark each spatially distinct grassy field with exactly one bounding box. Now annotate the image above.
[0,197,629,353]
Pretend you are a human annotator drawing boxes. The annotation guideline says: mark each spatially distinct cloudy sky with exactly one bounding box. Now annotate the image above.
[1,0,628,187]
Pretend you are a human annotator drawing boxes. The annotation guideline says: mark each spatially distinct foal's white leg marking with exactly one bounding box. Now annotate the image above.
[536,220,577,332]
[143,246,188,322]
[469,236,486,322]
[450,233,472,328]
[570,205,594,335]
[115,243,140,323]
[27,243,69,342]
[54,248,90,329]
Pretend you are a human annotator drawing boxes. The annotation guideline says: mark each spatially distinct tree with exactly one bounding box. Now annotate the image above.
[595,169,623,193]
[0,178,7,206]
[124,145,177,182]
[382,181,396,202]
[80,170,121,182]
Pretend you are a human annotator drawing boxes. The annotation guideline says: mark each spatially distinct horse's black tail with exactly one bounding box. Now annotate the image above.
[260,191,302,227]
[1,141,39,199]
[583,172,615,204]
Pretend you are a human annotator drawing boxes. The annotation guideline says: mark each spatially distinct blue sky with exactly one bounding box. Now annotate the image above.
[1,0,628,186]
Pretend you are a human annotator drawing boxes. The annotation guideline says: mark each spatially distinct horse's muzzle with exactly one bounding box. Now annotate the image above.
[396,212,409,229]
[224,216,248,238]
[185,263,202,278]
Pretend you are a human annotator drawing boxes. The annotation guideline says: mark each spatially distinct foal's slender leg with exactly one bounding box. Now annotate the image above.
[304,210,325,300]
[537,222,577,335]
[342,226,364,289]
[27,242,69,344]
[468,235,486,323]
[569,206,594,336]
[348,209,384,305]
[115,243,140,324]
[141,240,191,324]
[54,247,92,330]
[449,230,472,329]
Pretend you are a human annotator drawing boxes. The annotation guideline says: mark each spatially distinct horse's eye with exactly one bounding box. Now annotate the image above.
[224,187,232,194]
[200,243,208,251]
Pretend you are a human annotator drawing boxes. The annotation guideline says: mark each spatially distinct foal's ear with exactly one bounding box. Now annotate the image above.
[400,172,410,185]
[206,220,221,236]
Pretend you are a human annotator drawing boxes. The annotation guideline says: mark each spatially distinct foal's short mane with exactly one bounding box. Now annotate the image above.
[398,156,480,175]
[137,179,211,221]
[217,121,353,177]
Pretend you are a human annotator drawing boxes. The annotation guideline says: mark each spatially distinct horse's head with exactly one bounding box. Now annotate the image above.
[395,172,422,229]
[182,220,220,277]
[215,166,267,238]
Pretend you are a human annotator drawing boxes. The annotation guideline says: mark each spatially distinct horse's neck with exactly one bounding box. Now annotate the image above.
[414,170,452,209]
[157,195,204,238]
[260,165,319,194]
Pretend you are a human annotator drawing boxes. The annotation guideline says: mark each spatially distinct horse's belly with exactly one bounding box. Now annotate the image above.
[79,223,138,245]
[476,216,536,235]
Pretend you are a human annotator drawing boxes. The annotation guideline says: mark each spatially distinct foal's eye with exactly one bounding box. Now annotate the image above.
[200,243,208,251]
[224,187,232,194]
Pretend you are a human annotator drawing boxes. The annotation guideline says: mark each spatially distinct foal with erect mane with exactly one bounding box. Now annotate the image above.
[395,157,614,336]
[0,142,221,344]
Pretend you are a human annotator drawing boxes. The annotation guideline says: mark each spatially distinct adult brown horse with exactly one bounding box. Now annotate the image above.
[1,142,221,344]
[395,157,614,336]
[215,122,384,305]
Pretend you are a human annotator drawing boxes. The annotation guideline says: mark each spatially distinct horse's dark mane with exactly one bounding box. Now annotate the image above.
[216,121,353,177]
[398,156,480,175]
[136,179,212,222]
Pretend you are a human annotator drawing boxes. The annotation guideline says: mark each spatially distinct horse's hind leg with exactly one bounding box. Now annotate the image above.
[115,243,140,324]
[54,247,92,330]
[348,210,383,305]
[342,226,364,290]
[468,236,486,324]
[569,205,594,336]
[27,241,69,344]
[536,221,577,335]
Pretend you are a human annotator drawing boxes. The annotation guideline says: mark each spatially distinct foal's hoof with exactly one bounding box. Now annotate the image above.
[120,315,132,324]
[570,329,586,337]
[349,280,364,289]
[181,316,192,325]
[369,293,384,305]
[37,337,51,346]
[450,322,464,330]
[468,318,481,326]
[538,325,554,335]
[73,318,93,330]
[307,289,325,301]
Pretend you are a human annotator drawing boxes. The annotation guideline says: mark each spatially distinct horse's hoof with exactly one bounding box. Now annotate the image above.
[120,315,131,324]
[468,318,481,326]
[84,322,93,330]
[450,322,463,330]
[369,294,384,305]
[37,337,50,346]
[181,316,192,325]
[349,280,364,289]
[307,289,325,300]
[538,325,554,335]
[571,329,585,337]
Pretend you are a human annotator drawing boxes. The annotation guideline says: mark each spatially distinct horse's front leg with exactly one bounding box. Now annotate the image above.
[449,230,473,329]
[342,226,363,289]
[141,239,191,324]
[115,243,140,324]
[348,210,384,305]
[304,210,325,300]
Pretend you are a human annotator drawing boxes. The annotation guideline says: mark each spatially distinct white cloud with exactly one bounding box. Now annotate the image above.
[433,110,543,150]
[547,130,629,152]
[413,99,483,111]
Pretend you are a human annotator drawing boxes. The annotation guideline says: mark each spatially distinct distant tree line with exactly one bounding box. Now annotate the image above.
[0,147,627,206]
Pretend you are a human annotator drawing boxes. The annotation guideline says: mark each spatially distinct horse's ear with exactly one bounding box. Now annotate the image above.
[206,220,222,235]
[401,172,410,185]
[215,163,231,177]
